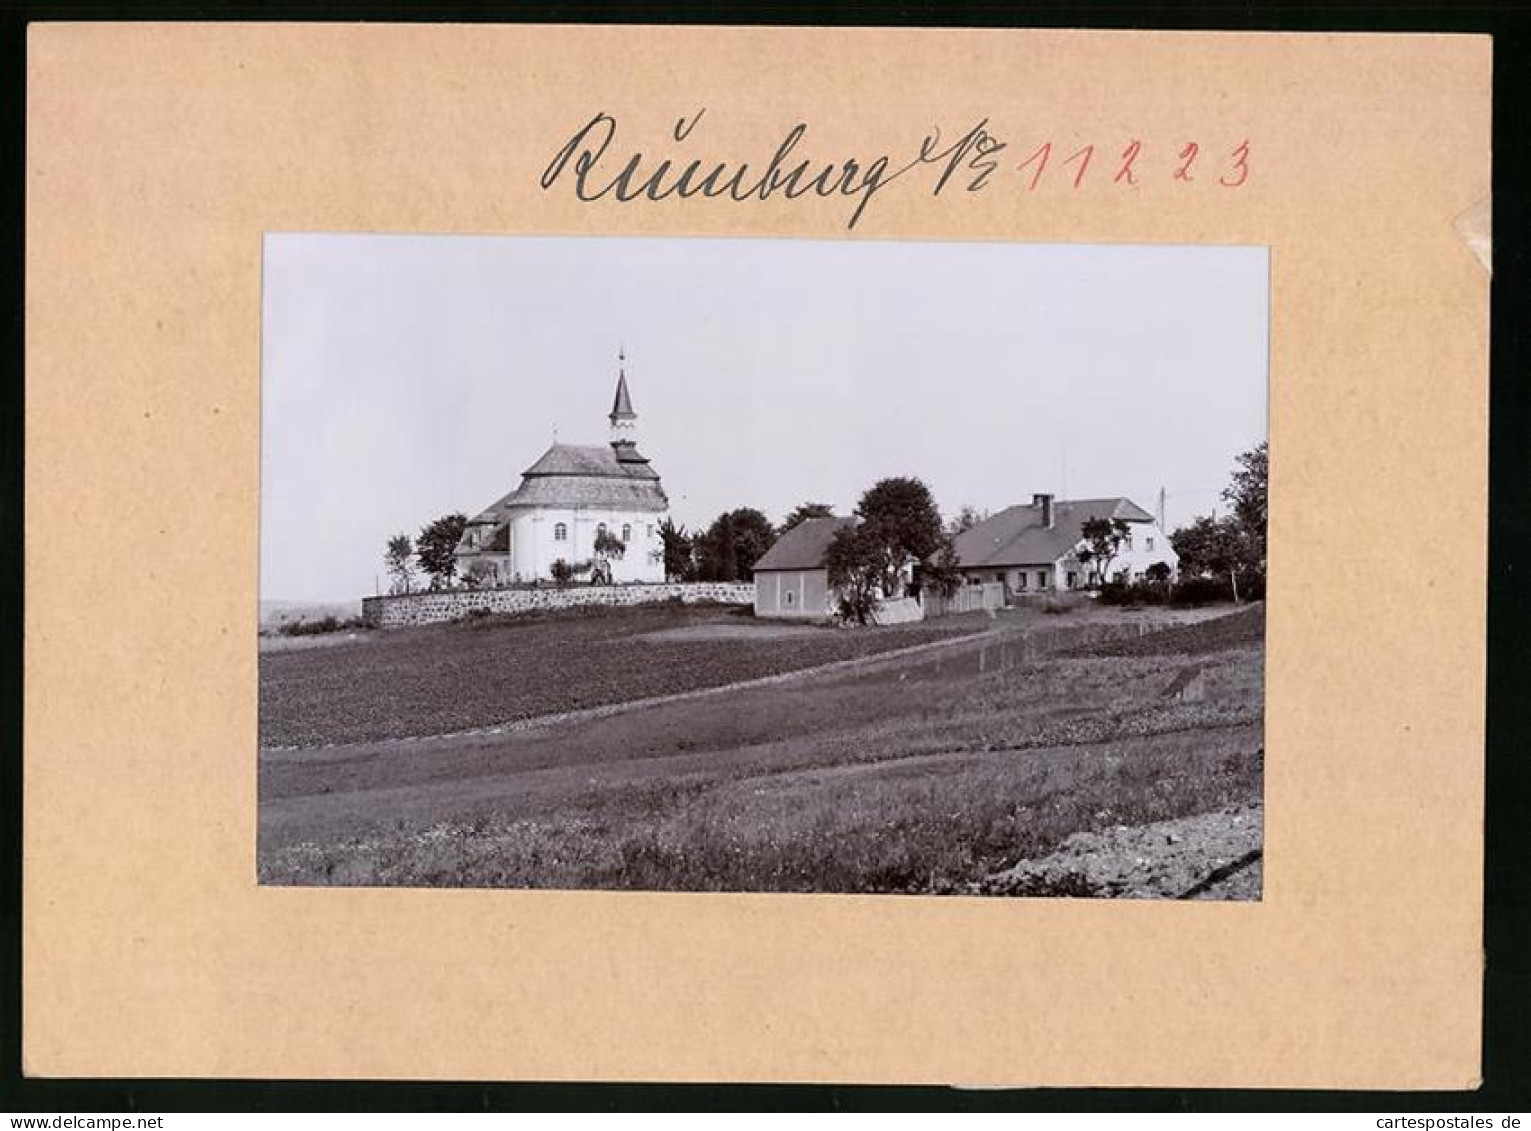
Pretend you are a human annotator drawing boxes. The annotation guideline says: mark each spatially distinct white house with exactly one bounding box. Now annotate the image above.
[952,494,1178,596]
[454,357,669,585]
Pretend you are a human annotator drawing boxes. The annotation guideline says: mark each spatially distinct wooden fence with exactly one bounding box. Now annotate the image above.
[921,581,1006,617]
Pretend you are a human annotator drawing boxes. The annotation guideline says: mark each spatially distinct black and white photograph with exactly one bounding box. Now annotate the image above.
[258,234,1269,899]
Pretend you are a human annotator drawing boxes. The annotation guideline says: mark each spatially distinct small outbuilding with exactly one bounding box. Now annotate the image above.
[752,516,857,620]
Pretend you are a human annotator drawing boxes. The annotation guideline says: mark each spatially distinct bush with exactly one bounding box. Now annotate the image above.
[549,558,575,586]
[1169,571,1265,606]
[1039,595,1079,615]
[279,615,365,637]
[1237,571,1267,601]
[1099,579,1172,607]
[1170,576,1233,606]
[462,560,498,590]
[835,589,878,626]
[1097,580,1133,606]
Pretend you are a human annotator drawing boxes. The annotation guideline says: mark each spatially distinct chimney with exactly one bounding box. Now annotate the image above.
[1033,493,1055,528]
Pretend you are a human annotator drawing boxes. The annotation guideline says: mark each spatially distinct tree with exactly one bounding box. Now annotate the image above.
[947,504,987,536]
[1170,514,1253,601]
[656,517,695,581]
[1170,514,1224,576]
[853,477,951,597]
[695,507,775,581]
[415,512,468,589]
[858,478,946,560]
[779,501,835,536]
[1144,561,1173,584]
[824,521,891,625]
[1076,517,1131,586]
[1170,441,1269,602]
[915,539,964,600]
[384,533,416,595]
[1224,440,1269,574]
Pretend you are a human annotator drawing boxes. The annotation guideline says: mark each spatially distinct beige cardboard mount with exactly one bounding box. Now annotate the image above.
[25,25,1489,1087]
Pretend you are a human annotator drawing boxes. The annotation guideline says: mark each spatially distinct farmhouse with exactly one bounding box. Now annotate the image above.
[953,494,1178,596]
[752,516,857,620]
[454,355,669,585]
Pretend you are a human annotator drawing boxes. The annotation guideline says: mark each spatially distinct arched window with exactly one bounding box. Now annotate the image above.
[622,523,631,542]
[554,522,567,541]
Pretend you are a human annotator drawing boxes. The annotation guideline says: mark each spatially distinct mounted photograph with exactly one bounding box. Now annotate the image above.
[258,234,1269,899]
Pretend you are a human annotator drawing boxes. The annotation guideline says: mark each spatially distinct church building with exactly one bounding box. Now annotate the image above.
[454,355,669,585]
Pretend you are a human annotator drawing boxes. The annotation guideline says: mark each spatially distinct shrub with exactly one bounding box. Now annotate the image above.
[835,589,878,626]
[1237,570,1267,602]
[279,615,365,637]
[1039,595,1078,615]
[549,558,575,586]
[1100,579,1172,607]
[1170,576,1233,606]
[1097,580,1133,606]
[462,560,498,590]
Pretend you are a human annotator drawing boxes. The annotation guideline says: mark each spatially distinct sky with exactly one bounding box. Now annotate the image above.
[261,234,1268,603]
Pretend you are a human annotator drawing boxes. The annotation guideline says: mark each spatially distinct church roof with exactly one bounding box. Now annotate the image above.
[953,497,1155,569]
[522,442,657,480]
[466,443,668,524]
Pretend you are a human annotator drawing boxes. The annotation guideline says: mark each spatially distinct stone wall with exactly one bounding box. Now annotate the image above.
[361,581,755,629]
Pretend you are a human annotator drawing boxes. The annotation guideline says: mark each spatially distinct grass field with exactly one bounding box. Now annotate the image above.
[259,601,1265,896]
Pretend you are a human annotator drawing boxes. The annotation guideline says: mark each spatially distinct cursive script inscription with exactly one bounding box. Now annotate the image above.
[541,110,1007,230]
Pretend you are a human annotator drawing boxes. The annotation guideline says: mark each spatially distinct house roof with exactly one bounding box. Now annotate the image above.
[953,497,1155,569]
[753,516,857,572]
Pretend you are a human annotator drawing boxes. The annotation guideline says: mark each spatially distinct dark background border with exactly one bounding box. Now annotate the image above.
[1,0,1525,1113]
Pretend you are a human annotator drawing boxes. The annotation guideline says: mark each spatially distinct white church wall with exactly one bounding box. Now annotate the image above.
[507,507,665,584]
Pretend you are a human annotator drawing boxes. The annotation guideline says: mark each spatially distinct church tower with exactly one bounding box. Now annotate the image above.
[609,347,643,461]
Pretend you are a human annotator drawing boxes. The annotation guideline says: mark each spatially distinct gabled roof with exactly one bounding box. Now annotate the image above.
[753,516,857,572]
[953,497,1155,569]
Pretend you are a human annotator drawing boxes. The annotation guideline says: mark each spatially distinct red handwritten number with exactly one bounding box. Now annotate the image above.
[1114,140,1142,186]
[1174,142,1198,182]
[1220,140,1250,187]
[1064,145,1094,189]
[1017,142,1051,191]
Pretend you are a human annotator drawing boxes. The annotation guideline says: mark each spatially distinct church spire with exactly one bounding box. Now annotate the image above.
[610,346,637,424]
[609,347,640,453]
